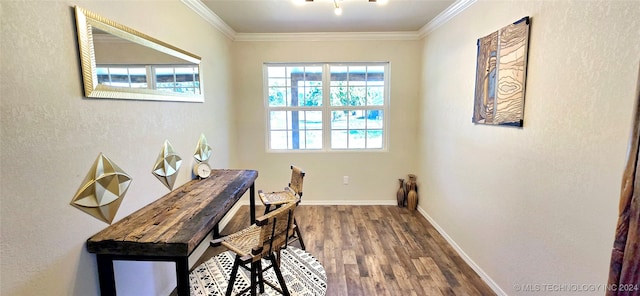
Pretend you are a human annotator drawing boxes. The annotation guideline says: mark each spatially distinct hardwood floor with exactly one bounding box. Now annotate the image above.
[191,205,495,296]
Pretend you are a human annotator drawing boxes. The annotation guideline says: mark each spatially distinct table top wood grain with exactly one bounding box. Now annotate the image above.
[86,169,258,257]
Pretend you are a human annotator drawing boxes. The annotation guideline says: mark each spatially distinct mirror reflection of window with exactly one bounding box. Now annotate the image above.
[97,66,148,88]
[155,66,200,94]
[97,65,200,94]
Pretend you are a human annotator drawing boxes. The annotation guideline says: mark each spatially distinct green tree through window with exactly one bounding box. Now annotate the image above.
[266,63,388,150]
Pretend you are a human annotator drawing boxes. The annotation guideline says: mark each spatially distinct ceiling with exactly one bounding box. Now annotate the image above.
[199,0,457,34]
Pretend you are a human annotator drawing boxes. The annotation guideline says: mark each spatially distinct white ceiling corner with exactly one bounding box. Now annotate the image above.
[181,0,237,40]
[418,0,477,38]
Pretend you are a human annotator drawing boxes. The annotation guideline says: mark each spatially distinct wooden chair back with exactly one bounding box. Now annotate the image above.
[252,200,298,259]
[288,165,305,197]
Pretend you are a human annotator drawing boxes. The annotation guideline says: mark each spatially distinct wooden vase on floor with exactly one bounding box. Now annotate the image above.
[407,189,417,211]
[406,174,418,211]
[396,179,406,207]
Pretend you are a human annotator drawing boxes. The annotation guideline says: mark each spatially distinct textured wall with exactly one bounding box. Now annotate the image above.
[419,0,640,294]
[231,40,421,204]
[0,1,233,295]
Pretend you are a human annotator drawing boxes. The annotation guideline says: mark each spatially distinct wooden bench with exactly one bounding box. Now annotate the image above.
[86,169,258,296]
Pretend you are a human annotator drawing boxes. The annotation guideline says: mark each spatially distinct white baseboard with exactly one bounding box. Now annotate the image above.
[237,199,398,206]
[416,205,507,296]
[296,200,398,206]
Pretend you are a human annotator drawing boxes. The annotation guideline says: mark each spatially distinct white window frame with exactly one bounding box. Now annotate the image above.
[264,62,390,152]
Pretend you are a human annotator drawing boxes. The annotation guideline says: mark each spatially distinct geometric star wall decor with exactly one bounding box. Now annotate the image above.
[70,153,132,224]
[152,140,182,190]
[193,133,212,163]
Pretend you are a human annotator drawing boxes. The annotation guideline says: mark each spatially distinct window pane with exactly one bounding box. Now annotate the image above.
[97,75,109,84]
[368,65,385,73]
[331,111,347,129]
[130,75,146,83]
[130,81,147,88]
[268,67,286,78]
[270,111,287,130]
[156,68,175,83]
[110,75,129,85]
[269,87,287,106]
[367,86,384,105]
[270,131,289,149]
[348,110,366,129]
[294,110,306,130]
[367,67,385,83]
[155,67,173,74]
[301,81,322,106]
[175,67,194,82]
[128,68,146,75]
[109,68,128,75]
[330,66,348,81]
[306,111,323,129]
[288,66,304,77]
[366,110,383,128]
[330,86,348,106]
[331,131,348,149]
[366,130,383,149]
[306,66,322,74]
[348,86,366,106]
[306,130,322,149]
[367,80,384,86]
[349,66,366,75]
[348,130,366,149]
[269,78,287,87]
[297,131,306,149]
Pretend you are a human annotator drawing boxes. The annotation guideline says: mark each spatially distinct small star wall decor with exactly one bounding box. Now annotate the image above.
[152,140,182,190]
[70,153,132,224]
[193,133,212,163]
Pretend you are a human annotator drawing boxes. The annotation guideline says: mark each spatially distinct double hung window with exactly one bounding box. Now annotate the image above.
[265,62,389,151]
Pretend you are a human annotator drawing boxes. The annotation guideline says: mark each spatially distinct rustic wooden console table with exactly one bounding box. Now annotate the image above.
[86,169,258,296]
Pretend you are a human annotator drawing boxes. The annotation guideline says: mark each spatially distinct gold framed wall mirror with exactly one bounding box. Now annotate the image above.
[74,6,204,102]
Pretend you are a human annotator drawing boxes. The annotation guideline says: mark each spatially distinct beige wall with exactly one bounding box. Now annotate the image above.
[231,40,421,204]
[4,0,638,295]
[419,0,640,294]
[0,1,234,295]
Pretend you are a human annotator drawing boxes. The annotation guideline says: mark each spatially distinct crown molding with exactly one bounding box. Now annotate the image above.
[418,0,477,38]
[234,31,421,42]
[182,0,475,42]
[181,0,236,40]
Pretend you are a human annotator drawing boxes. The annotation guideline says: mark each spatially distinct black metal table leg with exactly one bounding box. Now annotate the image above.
[213,223,220,238]
[250,183,256,224]
[175,257,190,296]
[96,254,116,296]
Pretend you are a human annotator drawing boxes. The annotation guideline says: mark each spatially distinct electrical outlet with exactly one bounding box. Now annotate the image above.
[343,176,349,185]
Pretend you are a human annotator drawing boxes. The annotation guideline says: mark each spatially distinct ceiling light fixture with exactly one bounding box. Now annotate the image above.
[333,0,342,15]
[298,0,386,16]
